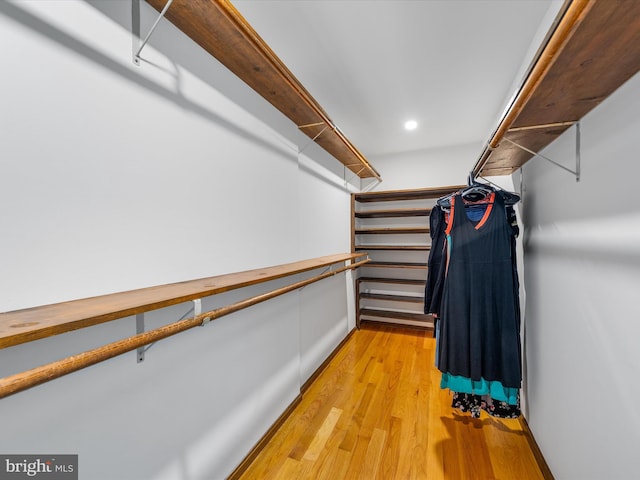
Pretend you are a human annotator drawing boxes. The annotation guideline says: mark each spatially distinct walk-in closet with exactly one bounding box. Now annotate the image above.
[2,1,639,479]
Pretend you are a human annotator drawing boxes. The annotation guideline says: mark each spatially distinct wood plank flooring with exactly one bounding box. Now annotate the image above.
[237,323,546,480]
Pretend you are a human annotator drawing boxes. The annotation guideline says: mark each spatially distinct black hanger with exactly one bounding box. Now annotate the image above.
[436,172,520,209]
[498,189,521,206]
[462,183,493,202]
[436,192,456,209]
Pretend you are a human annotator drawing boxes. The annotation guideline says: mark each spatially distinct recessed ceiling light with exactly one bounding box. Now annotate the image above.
[404,120,418,131]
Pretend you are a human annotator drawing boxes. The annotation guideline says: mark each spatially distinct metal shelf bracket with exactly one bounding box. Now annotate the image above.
[298,124,330,155]
[136,313,146,363]
[503,121,581,182]
[136,298,204,362]
[133,0,174,66]
[195,298,212,326]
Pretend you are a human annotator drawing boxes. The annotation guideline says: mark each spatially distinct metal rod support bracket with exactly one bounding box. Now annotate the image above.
[133,0,174,66]
[361,177,382,192]
[136,313,145,363]
[503,121,581,182]
[299,124,329,155]
[194,298,211,326]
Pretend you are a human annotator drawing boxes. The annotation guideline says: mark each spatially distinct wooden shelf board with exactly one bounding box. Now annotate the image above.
[358,277,426,287]
[355,186,465,203]
[360,308,432,322]
[355,245,430,251]
[477,0,640,176]
[145,0,379,179]
[355,228,429,235]
[359,319,434,331]
[364,262,427,269]
[355,208,431,218]
[360,293,424,304]
[0,253,366,349]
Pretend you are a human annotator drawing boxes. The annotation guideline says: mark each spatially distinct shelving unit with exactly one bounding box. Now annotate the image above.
[473,0,640,177]
[0,253,369,398]
[352,186,463,329]
[0,253,367,349]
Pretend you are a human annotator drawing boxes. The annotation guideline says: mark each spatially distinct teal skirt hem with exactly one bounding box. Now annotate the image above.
[440,373,519,405]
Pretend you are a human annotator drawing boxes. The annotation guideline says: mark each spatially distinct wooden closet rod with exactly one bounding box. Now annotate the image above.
[473,0,593,177]
[0,258,369,399]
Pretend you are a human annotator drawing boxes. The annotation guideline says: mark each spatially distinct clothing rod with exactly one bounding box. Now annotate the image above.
[0,258,369,399]
[472,0,592,177]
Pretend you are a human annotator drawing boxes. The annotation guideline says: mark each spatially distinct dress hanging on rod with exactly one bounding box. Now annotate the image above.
[428,182,522,418]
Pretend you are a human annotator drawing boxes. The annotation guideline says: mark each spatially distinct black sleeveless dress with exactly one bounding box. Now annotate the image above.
[437,191,521,389]
[424,205,446,315]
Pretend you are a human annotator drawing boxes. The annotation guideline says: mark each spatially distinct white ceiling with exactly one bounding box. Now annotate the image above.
[233,0,561,159]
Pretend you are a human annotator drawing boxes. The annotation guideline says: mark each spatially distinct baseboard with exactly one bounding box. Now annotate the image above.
[227,326,357,480]
[226,393,302,480]
[301,327,357,393]
[519,416,555,480]
[360,318,434,334]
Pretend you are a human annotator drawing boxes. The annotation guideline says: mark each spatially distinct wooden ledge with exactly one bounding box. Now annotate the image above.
[357,277,426,287]
[145,0,380,180]
[475,0,640,176]
[0,253,367,349]
[354,208,432,218]
[354,186,466,202]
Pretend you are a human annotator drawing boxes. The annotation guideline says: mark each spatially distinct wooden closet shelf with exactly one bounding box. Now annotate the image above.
[0,253,367,349]
[355,228,429,235]
[355,186,466,203]
[355,208,431,218]
[474,0,640,176]
[360,308,432,323]
[352,187,455,330]
[145,0,380,180]
[364,262,427,269]
[358,277,426,287]
[360,293,425,304]
[355,245,430,251]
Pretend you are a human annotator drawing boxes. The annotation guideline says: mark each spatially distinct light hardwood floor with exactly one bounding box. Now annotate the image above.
[236,323,547,480]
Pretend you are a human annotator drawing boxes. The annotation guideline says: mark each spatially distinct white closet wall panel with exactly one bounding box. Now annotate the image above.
[297,149,353,383]
[0,0,299,312]
[369,141,478,191]
[0,2,354,479]
[522,70,640,480]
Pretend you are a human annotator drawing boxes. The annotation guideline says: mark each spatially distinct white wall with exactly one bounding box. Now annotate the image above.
[369,141,479,191]
[297,149,355,381]
[521,71,640,479]
[0,2,355,479]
